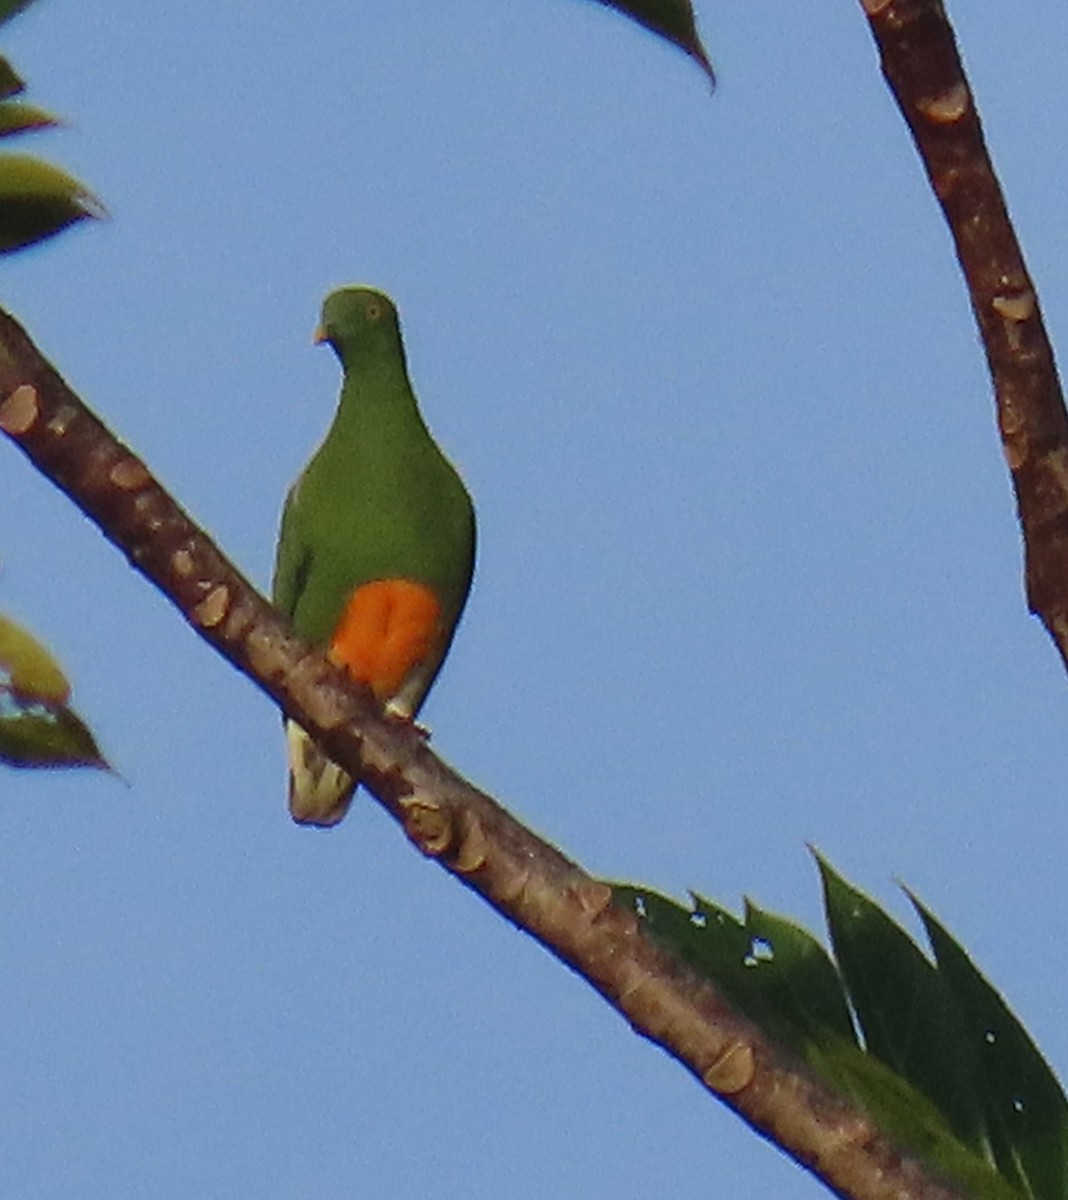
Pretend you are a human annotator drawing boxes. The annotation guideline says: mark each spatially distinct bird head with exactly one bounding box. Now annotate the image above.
[314,287,402,366]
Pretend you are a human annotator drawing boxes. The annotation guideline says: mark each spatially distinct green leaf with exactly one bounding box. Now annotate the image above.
[819,856,988,1152]
[0,153,103,253]
[0,613,108,770]
[0,611,70,701]
[615,886,770,1023]
[587,0,715,85]
[914,897,1068,1200]
[0,56,24,100]
[0,698,107,769]
[744,900,855,1046]
[614,887,855,1061]
[0,56,103,254]
[807,1033,1024,1200]
[0,0,41,28]
[0,100,58,137]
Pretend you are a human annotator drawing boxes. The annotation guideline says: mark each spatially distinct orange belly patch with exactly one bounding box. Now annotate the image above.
[329,579,441,701]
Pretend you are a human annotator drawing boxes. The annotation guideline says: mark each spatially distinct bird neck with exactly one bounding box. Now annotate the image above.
[328,355,427,446]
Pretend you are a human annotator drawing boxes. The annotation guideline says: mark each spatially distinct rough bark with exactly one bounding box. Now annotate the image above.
[860,0,1068,668]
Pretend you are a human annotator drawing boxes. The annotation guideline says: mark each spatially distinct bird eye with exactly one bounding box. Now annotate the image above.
[366,299,383,321]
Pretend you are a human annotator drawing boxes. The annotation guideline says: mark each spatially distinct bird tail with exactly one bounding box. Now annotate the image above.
[284,720,357,827]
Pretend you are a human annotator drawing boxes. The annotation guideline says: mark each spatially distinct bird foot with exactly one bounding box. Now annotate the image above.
[383,709,431,741]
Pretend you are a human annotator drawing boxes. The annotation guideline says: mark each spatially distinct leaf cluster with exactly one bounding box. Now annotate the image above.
[617,858,1068,1199]
[0,0,100,256]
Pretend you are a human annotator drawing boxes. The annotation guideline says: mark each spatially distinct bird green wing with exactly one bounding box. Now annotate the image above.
[271,480,312,621]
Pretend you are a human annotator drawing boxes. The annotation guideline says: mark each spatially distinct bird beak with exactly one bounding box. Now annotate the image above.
[313,325,328,345]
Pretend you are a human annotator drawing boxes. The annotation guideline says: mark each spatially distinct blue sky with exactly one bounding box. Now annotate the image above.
[1,1,1067,1196]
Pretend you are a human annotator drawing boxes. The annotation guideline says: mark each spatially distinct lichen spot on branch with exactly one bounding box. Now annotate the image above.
[0,384,39,435]
[573,879,614,920]
[702,1042,756,1096]
[171,548,196,578]
[401,793,453,857]
[109,456,151,491]
[453,811,489,874]
[192,584,230,628]
[997,400,1027,471]
[916,83,970,124]
[992,290,1036,323]
[46,404,77,437]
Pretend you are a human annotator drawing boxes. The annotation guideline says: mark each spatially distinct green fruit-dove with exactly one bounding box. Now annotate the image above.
[272,287,476,827]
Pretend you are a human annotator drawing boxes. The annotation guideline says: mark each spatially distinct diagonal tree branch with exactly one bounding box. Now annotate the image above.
[859,0,1068,671]
[0,309,970,1200]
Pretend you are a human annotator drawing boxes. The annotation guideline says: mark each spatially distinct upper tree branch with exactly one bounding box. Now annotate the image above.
[0,310,969,1200]
[860,0,1068,669]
